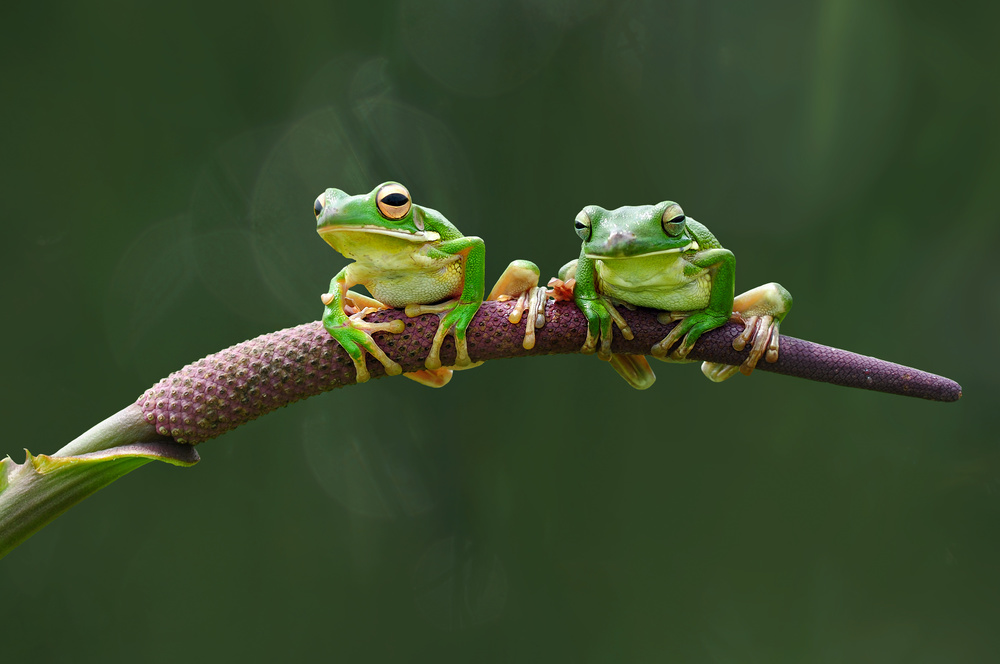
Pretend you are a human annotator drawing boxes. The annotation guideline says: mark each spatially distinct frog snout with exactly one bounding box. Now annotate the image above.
[325,188,349,206]
[315,188,349,222]
[600,230,636,256]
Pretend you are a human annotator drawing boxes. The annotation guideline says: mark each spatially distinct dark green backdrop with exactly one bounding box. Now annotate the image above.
[2,1,997,662]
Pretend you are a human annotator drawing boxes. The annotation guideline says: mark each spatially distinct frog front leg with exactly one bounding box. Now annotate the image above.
[701,282,793,382]
[404,236,486,370]
[571,253,637,359]
[321,265,405,383]
[564,256,654,389]
[651,248,736,359]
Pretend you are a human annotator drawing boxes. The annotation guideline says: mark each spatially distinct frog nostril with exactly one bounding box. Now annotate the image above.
[603,230,636,256]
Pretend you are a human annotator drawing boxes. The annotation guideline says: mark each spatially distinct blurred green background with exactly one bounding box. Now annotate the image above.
[2,1,998,661]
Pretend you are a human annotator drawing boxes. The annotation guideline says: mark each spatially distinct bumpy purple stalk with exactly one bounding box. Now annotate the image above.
[136,301,962,444]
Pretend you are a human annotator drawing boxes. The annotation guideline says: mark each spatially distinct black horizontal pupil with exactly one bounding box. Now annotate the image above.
[575,221,586,229]
[314,199,323,215]
[381,193,409,207]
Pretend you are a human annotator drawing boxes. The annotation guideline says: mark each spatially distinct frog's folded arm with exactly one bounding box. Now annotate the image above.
[132,300,961,445]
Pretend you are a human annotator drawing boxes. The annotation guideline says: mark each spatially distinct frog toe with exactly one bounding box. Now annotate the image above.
[424,312,455,371]
[765,326,780,363]
[488,262,548,351]
[405,300,457,317]
[652,324,686,358]
[351,357,371,383]
[363,342,402,377]
[609,353,656,390]
[600,296,633,341]
[452,329,475,368]
[335,335,372,383]
[344,289,386,311]
[352,317,405,334]
[404,368,453,388]
[424,338,445,371]
[504,285,548,349]
[701,361,741,383]
[522,286,549,349]
[596,325,614,360]
[739,317,779,376]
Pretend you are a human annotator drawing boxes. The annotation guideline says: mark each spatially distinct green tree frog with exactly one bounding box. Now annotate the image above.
[315,182,545,387]
[556,200,792,389]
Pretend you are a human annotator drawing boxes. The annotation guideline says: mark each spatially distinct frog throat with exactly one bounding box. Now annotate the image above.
[319,225,441,243]
[585,240,699,260]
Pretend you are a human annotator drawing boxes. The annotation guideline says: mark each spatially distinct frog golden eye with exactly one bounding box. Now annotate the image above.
[574,210,592,241]
[314,194,324,218]
[661,203,686,236]
[376,183,411,220]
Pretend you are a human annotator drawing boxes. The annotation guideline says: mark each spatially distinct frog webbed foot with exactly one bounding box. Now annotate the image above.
[649,314,698,365]
[402,367,454,388]
[349,310,407,335]
[608,354,656,390]
[321,294,405,383]
[578,296,634,360]
[651,309,729,360]
[504,286,549,349]
[340,289,387,315]
[405,299,481,370]
[700,282,793,382]
[488,260,549,350]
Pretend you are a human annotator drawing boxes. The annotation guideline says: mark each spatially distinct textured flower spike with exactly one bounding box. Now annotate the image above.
[2,299,961,559]
[136,301,961,445]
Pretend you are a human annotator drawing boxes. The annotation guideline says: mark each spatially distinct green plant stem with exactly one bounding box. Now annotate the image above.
[55,405,164,457]
[0,408,198,559]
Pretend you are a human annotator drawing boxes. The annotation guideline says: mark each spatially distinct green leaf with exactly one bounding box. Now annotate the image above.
[0,442,199,559]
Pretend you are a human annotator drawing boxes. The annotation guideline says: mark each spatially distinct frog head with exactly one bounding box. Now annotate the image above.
[574,201,697,260]
[315,182,441,258]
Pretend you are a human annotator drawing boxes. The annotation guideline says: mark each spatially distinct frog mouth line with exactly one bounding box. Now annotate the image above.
[586,240,699,260]
[319,225,441,243]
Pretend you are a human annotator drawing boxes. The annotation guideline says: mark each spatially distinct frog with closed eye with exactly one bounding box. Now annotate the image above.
[315,182,546,387]
[556,200,792,389]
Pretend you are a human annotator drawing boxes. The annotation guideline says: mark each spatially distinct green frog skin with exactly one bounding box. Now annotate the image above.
[558,200,792,389]
[316,182,545,387]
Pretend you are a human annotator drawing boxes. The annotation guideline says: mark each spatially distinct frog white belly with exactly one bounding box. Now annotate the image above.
[354,256,465,307]
[596,254,712,311]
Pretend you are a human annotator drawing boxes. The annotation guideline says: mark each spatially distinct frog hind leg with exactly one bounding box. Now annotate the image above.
[343,289,386,314]
[403,367,454,388]
[608,354,656,390]
[701,282,793,382]
[488,260,549,350]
